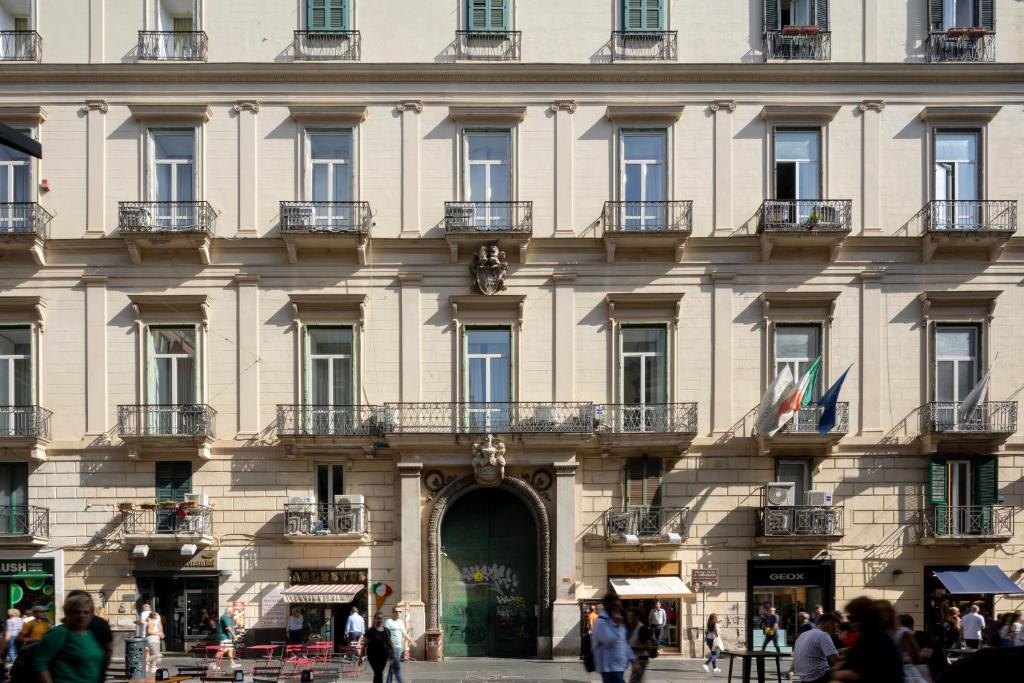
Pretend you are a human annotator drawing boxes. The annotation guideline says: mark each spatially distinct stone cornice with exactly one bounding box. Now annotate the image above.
[288,104,367,124]
[0,105,47,124]
[761,104,842,123]
[605,104,684,124]
[448,105,527,124]
[128,103,213,123]
[5,63,1024,86]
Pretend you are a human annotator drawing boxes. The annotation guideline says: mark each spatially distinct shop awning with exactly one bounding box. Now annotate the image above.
[610,576,693,599]
[933,566,1024,595]
[281,584,364,604]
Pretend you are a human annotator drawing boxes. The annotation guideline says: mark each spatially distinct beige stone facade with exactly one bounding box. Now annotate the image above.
[0,0,1022,660]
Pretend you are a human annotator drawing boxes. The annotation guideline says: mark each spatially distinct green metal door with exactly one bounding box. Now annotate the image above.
[440,488,537,657]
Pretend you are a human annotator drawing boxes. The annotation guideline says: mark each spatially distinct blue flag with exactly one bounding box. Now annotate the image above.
[817,364,853,434]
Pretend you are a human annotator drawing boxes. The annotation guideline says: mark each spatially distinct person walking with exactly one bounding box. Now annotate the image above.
[624,609,654,683]
[345,606,366,646]
[17,605,51,647]
[32,593,105,683]
[647,601,666,653]
[383,607,414,683]
[947,606,963,648]
[760,606,781,652]
[361,613,393,683]
[4,608,24,663]
[838,599,904,683]
[214,605,240,669]
[961,605,985,650]
[587,606,598,634]
[135,603,151,639]
[792,612,840,683]
[997,611,1020,648]
[796,611,813,636]
[287,607,305,646]
[812,605,825,625]
[591,594,635,683]
[143,612,164,675]
[702,614,722,674]
[900,614,948,681]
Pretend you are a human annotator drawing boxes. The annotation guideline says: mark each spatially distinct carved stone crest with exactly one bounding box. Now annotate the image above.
[470,244,507,295]
[471,434,506,486]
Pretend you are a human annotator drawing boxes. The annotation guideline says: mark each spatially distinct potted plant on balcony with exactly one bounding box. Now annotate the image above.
[139,502,157,510]
[781,25,821,36]
[947,27,987,38]
[159,500,180,510]
[117,502,134,513]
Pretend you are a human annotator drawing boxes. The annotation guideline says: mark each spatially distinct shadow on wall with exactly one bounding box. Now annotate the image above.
[905,0,928,62]
[745,0,766,62]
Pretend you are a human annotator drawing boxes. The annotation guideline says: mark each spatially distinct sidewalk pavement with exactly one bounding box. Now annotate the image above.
[153,654,738,682]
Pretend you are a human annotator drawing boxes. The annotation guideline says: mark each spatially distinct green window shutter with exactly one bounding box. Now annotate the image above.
[979,0,995,33]
[308,0,346,31]
[624,0,662,31]
[928,0,944,32]
[813,0,829,31]
[491,0,509,31]
[469,0,506,31]
[764,0,780,31]
[626,458,661,507]
[156,461,192,502]
[928,458,948,505]
[974,456,997,506]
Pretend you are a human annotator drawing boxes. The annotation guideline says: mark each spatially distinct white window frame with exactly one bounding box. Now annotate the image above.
[933,324,979,403]
[146,128,199,228]
[943,0,977,30]
[462,129,513,228]
[618,324,668,406]
[619,129,668,229]
[147,0,201,31]
[304,325,355,406]
[463,325,513,430]
[781,0,812,26]
[303,128,358,229]
[772,323,823,429]
[0,326,33,406]
[0,126,35,214]
[772,128,822,201]
[147,324,199,406]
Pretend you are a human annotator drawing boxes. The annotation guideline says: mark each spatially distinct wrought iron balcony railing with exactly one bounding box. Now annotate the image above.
[284,502,368,536]
[455,30,521,61]
[138,31,208,61]
[927,31,995,63]
[0,406,52,440]
[293,30,360,60]
[920,401,1017,435]
[0,203,53,238]
[765,29,831,60]
[279,201,371,234]
[771,403,849,436]
[276,405,388,437]
[759,200,852,233]
[0,505,49,539]
[603,201,693,234]
[595,403,697,435]
[117,404,216,439]
[0,31,42,62]
[122,505,213,536]
[611,31,677,61]
[118,201,216,235]
[383,402,595,434]
[757,506,844,537]
[444,201,533,234]
[923,200,1017,234]
[923,505,1014,539]
[604,507,688,540]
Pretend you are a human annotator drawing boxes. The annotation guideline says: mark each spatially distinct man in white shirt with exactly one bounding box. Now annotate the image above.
[647,601,667,652]
[136,603,151,638]
[792,613,840,683]
[345,606,366,645]
[961,604,986,649]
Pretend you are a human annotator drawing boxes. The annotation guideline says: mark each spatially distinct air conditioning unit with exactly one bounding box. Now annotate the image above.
[371,406,398,433]
[131,206,155,229]
[805,490,833,507]
[184,493,209,507]
[448,204,476,228]
[534,405,556,423]
[283,203,316,229]
[288,496,315,506]
[765,482,796,507]
[335,494,366,534]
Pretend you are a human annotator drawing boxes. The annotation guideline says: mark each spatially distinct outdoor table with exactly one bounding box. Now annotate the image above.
[305,642,333,662]
[723,649,790,683]
[246,644,281,662]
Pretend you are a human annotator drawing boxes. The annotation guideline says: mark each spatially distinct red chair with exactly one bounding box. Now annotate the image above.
[281,644,314,674]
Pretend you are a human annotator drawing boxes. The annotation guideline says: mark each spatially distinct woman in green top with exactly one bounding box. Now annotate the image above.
[34,592,105,683]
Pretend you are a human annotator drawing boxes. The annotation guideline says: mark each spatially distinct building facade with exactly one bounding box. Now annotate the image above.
[0,0,1023,659]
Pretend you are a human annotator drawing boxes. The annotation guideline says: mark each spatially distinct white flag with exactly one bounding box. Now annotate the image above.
[754,366,794,436]
[957,366,994,423]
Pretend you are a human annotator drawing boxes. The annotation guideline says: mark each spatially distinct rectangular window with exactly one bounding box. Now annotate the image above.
[930,456,998,535]
[0,326,32,407]
[934,131,980,228]
[774,324,821,395]
[623,0,664,31]
[148,327,197,405]
[464,130,511,229]
[0,462,28,535]
[775,458,812,506]
[305,326,354,406]
[934,324,979,402]
[620,325,668,432]
[316,463,344,507]
[155,460,192,532]
[944,0,977,30]
[307,130,354,228]
[0,128,32,229]
[464,327,511,431]
[621,131,667,229]
[149,129,196,228]
[625,457,662,508]
[468,0,509,31]
[780,0,812,26]
[774,129,821,202]
[308,0,348,31]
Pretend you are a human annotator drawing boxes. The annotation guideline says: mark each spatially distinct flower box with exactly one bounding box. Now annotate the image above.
[117,502,134,513]
[946,27,987,38]
[781,25,821,36]
[140,503,157,510]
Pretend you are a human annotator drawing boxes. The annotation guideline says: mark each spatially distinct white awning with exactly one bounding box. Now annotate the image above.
[281,584,364,604]
[610,576,693,599]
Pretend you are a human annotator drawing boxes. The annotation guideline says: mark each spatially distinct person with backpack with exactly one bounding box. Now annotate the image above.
[30,593,105,683]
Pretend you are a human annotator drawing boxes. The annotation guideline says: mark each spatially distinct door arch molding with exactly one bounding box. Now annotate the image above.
[426,475,551,638]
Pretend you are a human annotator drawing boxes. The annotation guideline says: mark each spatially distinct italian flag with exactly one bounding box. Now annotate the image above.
[767,356,822,437]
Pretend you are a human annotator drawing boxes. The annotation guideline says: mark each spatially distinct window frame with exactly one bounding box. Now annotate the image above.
[145,127,199,204]
[624,456,663,509]
[0,126,36,204]
[305,0,351,32]
[465,0,512,32]
[303,127,358,203]
[618,323,669,408]
[772,127,823,201]
[932,323,981,403]
[303,324,356,407]
[462,325,514,404]
[618,128,669,229]
[146,324,200,406]
[775,457,813,505]
[315,462,345,506]
[772,322,824,399]
[0,324,35,408]
[931,128,983,203]
[148,0,201,31]
[621,0,666,32]
[462,128,513,203]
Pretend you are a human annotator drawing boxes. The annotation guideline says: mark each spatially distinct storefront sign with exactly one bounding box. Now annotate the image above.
[748,562,829,587]
[289,568,368,585]
[607,561,681,578]
[133,549,218,573]
[0,560,51,576]
[691,569,719,588]
[0,558,55,619]
[259,589,287,629]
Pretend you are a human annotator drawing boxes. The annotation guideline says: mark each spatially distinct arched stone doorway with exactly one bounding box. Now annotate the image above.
[427,476,552,658]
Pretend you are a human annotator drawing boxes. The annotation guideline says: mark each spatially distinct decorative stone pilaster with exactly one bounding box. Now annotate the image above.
[397,462,425,657]
[551,461,580,657]
[398,101,423,236]
[711,100,736,234]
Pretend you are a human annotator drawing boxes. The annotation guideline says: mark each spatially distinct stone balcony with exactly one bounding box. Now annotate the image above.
[920,199,1017,261]
[118,200,216,265]
[757,199,852,261]
[0,505,49,547]
[756,403,848,456]
[920,505,1014,546]
[279,200,371,263]
[121,504,214,550]
[0,202,52,265]
[0,405,52,462]
[602,200,692,263]
[276,404,386,455]
[918,401,1017,455]
[117,404,217,460]
[594,403,697,452]
[603,507,688,547]
[755,505,844,546]
[444,200,532,262]
[283,501,369,544]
